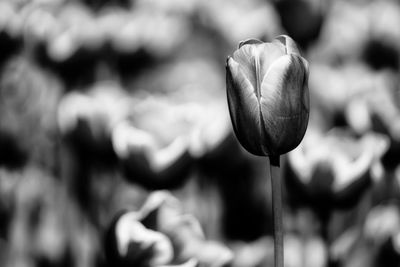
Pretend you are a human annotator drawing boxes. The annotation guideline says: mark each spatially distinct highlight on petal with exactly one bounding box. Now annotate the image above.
[256,43,287,81]
[233,42,286,95]
[232,45,259,91]
[274,35,301,55]
[260,54,308,114]
[226,57,265,155]
[259,54,309,155]
[238,38,263,49]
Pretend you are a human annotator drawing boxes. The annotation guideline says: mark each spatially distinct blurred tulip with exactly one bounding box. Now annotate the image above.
[274,0,328,48]
[285,128,389,241]
[105,191,233,267]
[112,120,193,189]
[330,227,359,263]
[364,203,400,267]
[143,192,233,267]
[201,0,282,47]
[47,2,95,61]
[284,234,327,267]
[106,211,174,267]
[8,167,71,267]
[0,56,62,169]
[22,6,60,45]
[308,0,369,63]
[0,2,17,33]
[58,81,129,153]
[230,237,274,267]
[226,35,309,162]
[286,129,389,209]
[364,204,400,244]
[47,30,78,62]
[367,0,400,70]
[111,82,231,188]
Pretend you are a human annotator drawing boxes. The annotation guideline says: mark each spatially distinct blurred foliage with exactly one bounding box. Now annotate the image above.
[0,0,400,267]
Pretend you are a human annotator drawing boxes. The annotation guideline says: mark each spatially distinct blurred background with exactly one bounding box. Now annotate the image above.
[1,0,400,266]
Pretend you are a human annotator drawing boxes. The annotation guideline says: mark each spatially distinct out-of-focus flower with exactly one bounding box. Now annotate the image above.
[188,101,231,159]
[284,234,327,267]
[274,0,328,48]
[0,56,62,169]
[135,0,198,15]
[363,203,400,267]
[105,191,233,267]
[111,9,189,57]
[112,120,193,189]
[309,62,400,134]
[231,231,327,267]
[226,35,309,160]
[106,212,174,267]
[21,5,60,45]
[309,62,400,169]
[0,2,17,34]
[98,7,127,44]
[230,237,274,267]
[330,227,360,264]
[112,57,232,187]
[309,0,369,63]
[111,88,231,188]
[6,167,74,267]
[286,128,389,211]
[47,2,103,61]
[344,71,400,138]
[58,81,129,155]
[367,0,400,70]
[200,0,281,46]
[364,203,400,244]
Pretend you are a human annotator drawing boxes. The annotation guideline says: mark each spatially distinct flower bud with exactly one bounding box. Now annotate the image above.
[226,35,309,159]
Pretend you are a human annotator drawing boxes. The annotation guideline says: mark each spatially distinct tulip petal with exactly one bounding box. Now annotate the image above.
[261,54,308,117]
[232,45,259,94]
[274,35,301,55]
[238,38,263,49]
[226,57,265,155]
[256,44,288,86]
[259,54,309,155]
[233,43,286,99]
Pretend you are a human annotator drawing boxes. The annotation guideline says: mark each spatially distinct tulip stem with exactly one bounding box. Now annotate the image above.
[270,156,283,267]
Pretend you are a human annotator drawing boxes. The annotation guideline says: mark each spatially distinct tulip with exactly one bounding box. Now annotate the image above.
[226,35,309,165]
[226,35,309,267]
[104,210,174,267]
[104,191,233,267]
[286,129,389,240]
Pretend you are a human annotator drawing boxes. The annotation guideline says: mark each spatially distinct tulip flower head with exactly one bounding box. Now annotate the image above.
[226,35,309,164]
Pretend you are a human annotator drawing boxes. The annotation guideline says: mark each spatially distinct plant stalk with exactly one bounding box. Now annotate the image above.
[270,155,283,267]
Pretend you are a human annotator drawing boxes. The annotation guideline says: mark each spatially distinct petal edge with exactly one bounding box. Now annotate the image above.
[274,35,301,55]
[238,38,263,49]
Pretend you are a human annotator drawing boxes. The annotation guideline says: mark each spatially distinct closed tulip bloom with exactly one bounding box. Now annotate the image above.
[226,35,309,161]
